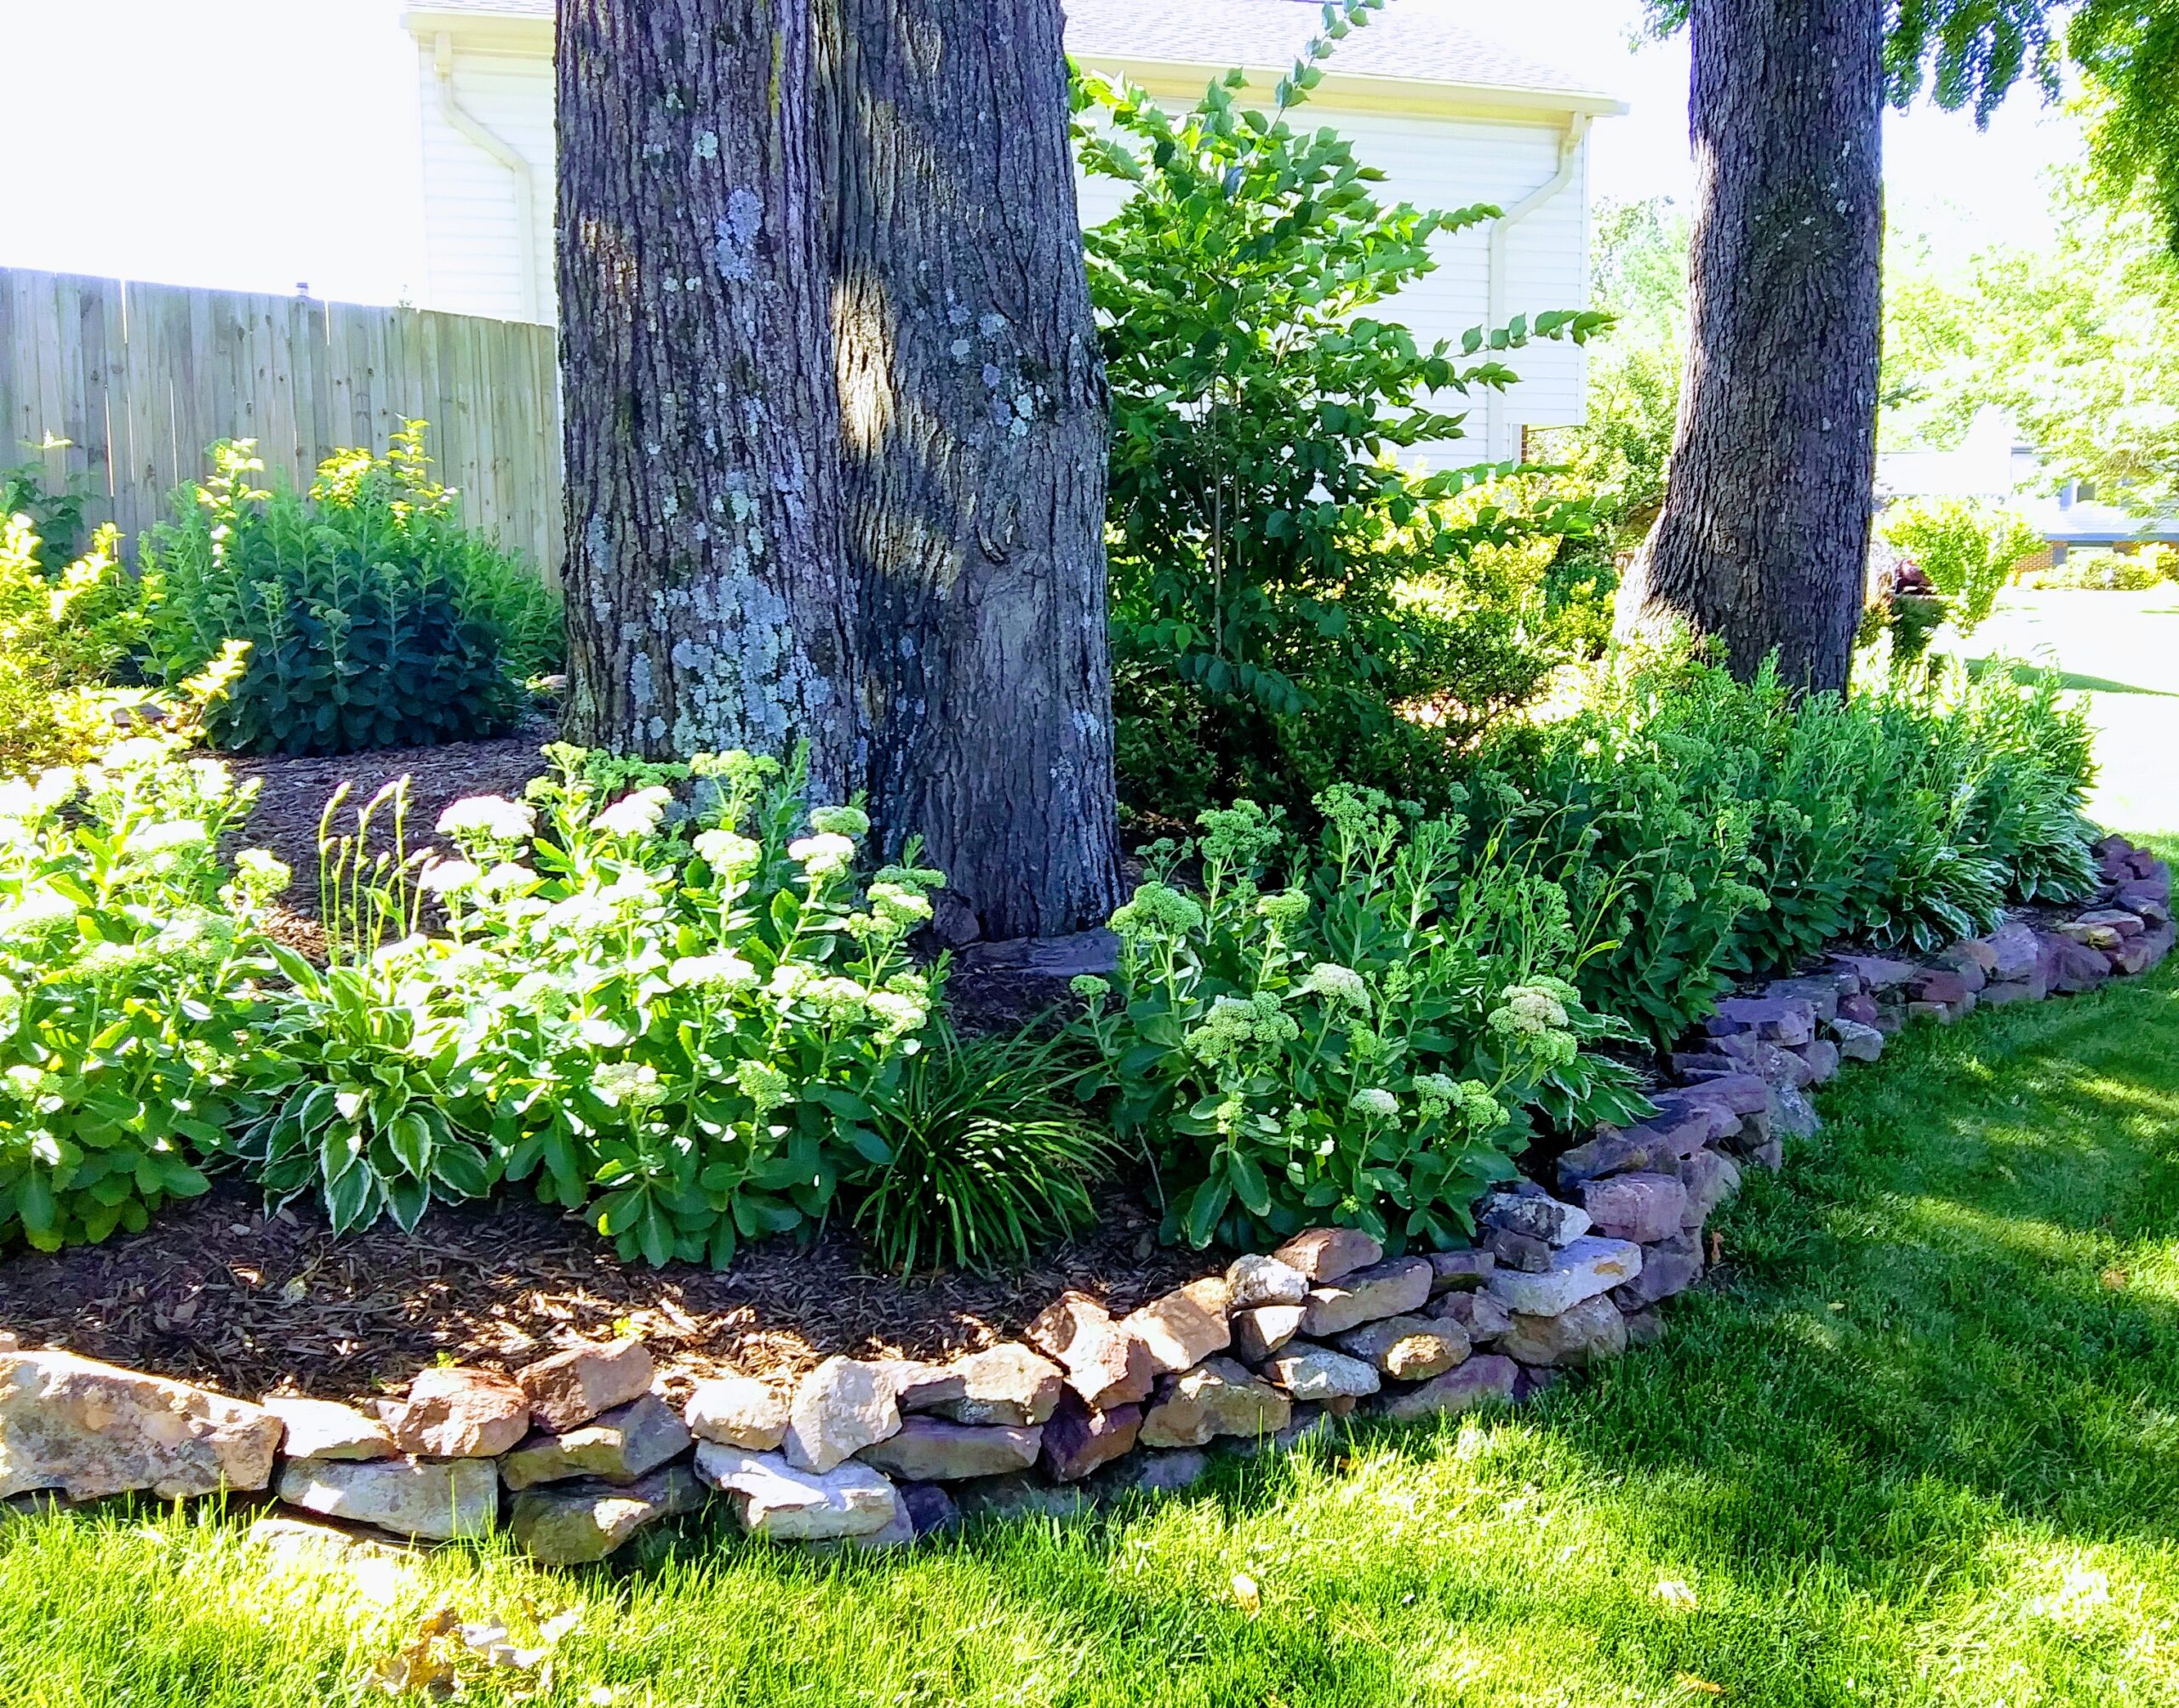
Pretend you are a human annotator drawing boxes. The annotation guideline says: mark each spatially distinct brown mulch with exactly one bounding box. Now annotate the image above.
[226,715,558,953]
[0,1180,1203,1404]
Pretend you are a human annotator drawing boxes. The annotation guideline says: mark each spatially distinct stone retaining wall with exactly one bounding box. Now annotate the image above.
[0,838,2167,1566]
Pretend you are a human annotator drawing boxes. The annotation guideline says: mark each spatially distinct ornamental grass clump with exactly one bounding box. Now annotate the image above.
[1072,787,1650,1254]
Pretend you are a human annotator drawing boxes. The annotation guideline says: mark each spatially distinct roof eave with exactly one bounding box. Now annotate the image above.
[1078,54,1627,119]
[396,9,1628,117]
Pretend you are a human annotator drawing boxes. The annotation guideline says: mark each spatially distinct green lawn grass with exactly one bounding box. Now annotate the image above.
[5,886,2177,1705]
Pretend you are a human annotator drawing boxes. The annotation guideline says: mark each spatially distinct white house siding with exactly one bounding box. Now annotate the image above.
[411,46,1592,462]
[413,41,555,323]
[1080,101,1588,466]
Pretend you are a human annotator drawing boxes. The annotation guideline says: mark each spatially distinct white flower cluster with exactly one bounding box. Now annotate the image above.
[438,795,537,844]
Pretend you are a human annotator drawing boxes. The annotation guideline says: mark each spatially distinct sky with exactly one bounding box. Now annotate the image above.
[0,0,2088,306]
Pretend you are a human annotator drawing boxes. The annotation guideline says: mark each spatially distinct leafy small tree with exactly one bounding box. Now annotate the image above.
[1879,498,2043,632]
[1076,3,1604,819]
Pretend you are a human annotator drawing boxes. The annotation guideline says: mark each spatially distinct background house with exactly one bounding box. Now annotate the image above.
[398,0,1624,463]
[1877,408,2179,568]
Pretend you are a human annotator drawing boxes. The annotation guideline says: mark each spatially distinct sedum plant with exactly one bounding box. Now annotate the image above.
[1072,788,1650,1254]
[145,425,562,757]
[247,745,947,1265]
[0,734,286,1251]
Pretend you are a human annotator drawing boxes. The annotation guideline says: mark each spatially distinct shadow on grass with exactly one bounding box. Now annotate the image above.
[1970,656,2179,697]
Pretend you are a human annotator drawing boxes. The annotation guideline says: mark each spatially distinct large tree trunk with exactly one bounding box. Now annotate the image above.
[832,0,1119,937]
[558,0,1121,938]
[1616,0,1883,694]
[558,0,860,799]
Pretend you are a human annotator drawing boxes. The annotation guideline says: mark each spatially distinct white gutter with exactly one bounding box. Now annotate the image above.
[432,31,540,322]
[1484,113,1588,462]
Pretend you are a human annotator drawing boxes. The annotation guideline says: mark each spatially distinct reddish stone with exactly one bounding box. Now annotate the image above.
[1039,1397,1141,1482]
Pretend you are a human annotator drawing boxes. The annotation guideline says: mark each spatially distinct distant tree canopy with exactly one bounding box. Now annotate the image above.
[1648,0,2179,248]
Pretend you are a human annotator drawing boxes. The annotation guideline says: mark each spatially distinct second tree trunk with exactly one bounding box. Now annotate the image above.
[1620,0,1884,694]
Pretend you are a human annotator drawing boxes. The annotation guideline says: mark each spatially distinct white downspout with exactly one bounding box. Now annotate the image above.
[433,31,540,322]
[1485,113,1588,462]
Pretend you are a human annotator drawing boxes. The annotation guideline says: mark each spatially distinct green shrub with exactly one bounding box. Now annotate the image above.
[1071,791,1650,1254]
[850,1025,1114,1277]
[1879,498,2043,632]
[0,516,156,770]
[1077,12,1605,823]
[0,733,286,1252]
[0,446,91,572]
[1469,648,2102,1048]
[145,425,562,757]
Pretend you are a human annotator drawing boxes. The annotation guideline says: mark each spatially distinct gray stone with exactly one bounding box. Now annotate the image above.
[1374,1354,1518,1422]
[1485,1226,1553,1272]
[1426,1248,1496,1292]
[1764,976,1845,1020]
[782,1357,901,1473]
[1039,1398,1141,1482]
[928,1344,1064,1427]
[0,1350,283,1500]
[1679,1148,1741,1225]
[1580,1172,1689,1244]
[1121,1278,1232,1375]
[1623,1308,1667,1347]
[1301,1258,1433,1337]
[1611,1231,1705,1308]
[1430,1290,1513,1343]
[1024,1294,1154,1409]
[2042,932,2113,993]
[246,1514,414,1564]
[1270,1227,1384,1282]
[1094,1447,1211,1499]
[1333,1314,1469,1380]
[1140,1356,1291,1447]
[954,1471,1097,1522]
[684,1374,790,1450]
[380,1367,529,1460]
[516,1337,655,1433]
[1480,1188,1592,1247]
[500,1393,692,1490]
[1796,1039,1842,1082]
[260,1395,396,1462]
[694,1442,898,1540]
[1484,1236,1642,1317]
[1262,1345,1381,1401]
[1224,1253,1309,1309]
[898,1480,962,1537]
[1829,953,1918,991]
[277,1455,498,1541]
[1498,1295,1628,1368]
[1942,936,2002,977]
[1987,919,2041,982]
[509,1464,706,1565]
[1231,1303,1307,1363]
[1766,1083,1822,1144]
[1979,978,2042,1007]
[2074,907,2146,939]
[1710,996,1816,1046]
[872,1359,969,1413]
[1828,1016,1885,1061]
[857,1417,1042,1482]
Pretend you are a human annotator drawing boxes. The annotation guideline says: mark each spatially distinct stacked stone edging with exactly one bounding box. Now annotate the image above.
[0,840,2167,1565]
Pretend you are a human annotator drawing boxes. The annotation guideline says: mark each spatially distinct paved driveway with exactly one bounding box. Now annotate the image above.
[1969,587,2179,837]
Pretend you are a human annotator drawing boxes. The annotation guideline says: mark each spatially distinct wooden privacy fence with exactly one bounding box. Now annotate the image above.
[0,266,564,582]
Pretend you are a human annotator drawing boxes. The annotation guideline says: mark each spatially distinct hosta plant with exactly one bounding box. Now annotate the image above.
[0,734,285,1251]
[1072,788,1650,1254]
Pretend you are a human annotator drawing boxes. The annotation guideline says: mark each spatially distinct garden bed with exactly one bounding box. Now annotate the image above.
[0,1180,1193,1402]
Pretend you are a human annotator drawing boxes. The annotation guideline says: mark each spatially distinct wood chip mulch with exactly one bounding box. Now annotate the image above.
[0,1180,1204,1403]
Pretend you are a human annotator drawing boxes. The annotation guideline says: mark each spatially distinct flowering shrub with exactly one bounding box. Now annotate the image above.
[245,745,946,1265]
[1072,789,1650,1253]
[0,735,284,1251]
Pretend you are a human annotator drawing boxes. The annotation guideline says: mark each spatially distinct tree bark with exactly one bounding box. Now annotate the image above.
[832,0,1120,938]
[558,0,860,798]
[1616,0,1883,695]
[558,0,1120,938]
